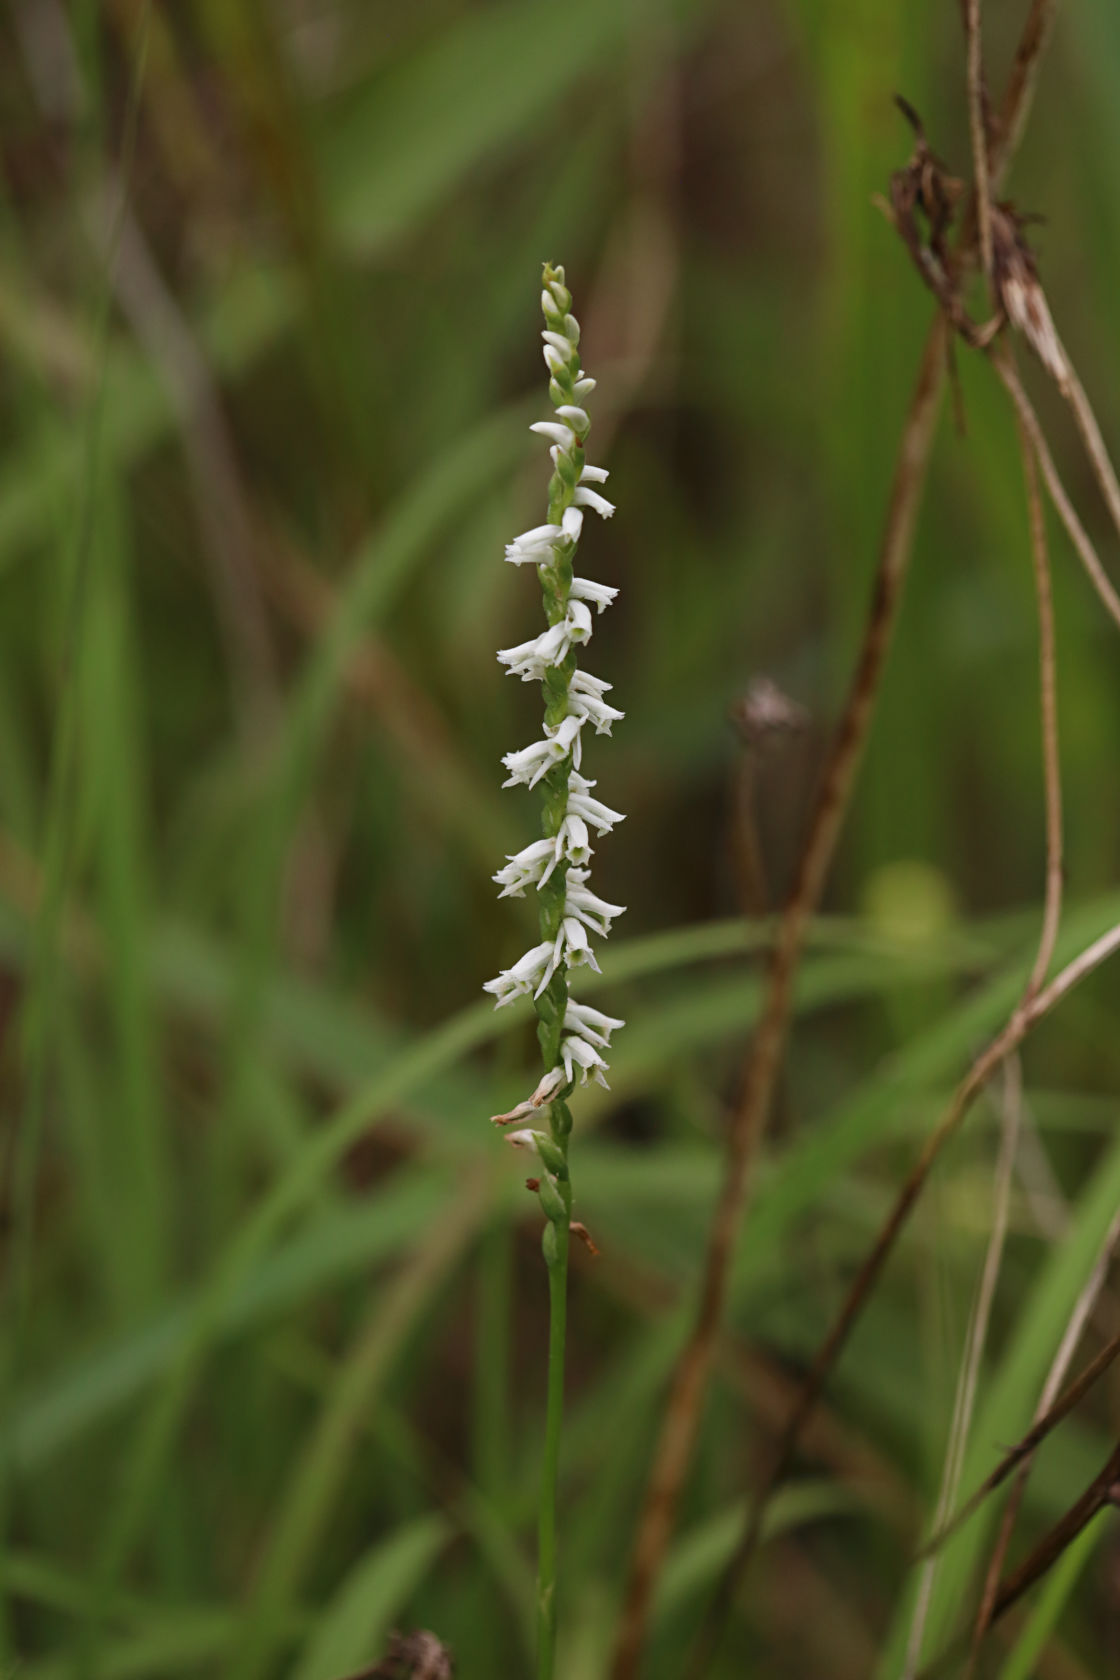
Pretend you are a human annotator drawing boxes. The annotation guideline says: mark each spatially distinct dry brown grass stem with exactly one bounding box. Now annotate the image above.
[962,1205,1120,1673]
[992,352,1120,633]
[989,0,1060,186]
[1016,414,1064,996]
[1063,367,1120,539]
[609,312,950,1680]
[965,0,993,280]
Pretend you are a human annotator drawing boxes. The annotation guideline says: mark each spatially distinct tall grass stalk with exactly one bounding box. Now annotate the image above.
[484,265,624,1676]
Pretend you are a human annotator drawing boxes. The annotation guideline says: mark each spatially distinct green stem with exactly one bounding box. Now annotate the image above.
[537,1211,570,1679]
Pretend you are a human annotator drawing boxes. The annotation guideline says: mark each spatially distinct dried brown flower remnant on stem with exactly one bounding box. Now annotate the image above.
[729,676,808,752]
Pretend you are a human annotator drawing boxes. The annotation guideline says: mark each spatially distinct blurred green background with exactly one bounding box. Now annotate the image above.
[3,1,1120,1676]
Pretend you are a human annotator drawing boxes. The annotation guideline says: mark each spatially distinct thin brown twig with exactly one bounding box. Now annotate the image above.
[608,310,950,1680]
[690,918,1120,1675]
[612,11,1065,1672]
[989,0,1060,186]
[1016,406,1064,997]
[965,0,994,280]
[963,1207,1120,1673]
[992,352,1120,633]
[1062,367,1120,538]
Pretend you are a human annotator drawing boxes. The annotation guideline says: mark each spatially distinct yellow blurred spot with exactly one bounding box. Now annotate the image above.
[861,859,957,945]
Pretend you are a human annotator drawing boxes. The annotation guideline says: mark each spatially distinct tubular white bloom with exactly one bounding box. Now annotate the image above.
[493,837,556,897]
[497,604,591,679]
[569,670,615,701]
[560,1034,610,1088]
[530,420,578,448]
[505,523,562,565]
[568,671,624,733]
[580,464,610,484]
[565,599,594,644]
[563,1000,626,1048]
[557,916,602,975]
[501,731,572,789]
[564,870,626,936]
[570,577,618,613]
[572,376,596,398]
[536,916,602,997]
[573,486,615,518]
[545,712,585,769]
[561,506,584,543]
[550,812,592,871]
[554,404,591,433]
[567,772,626,835]
[483,941,555,1007]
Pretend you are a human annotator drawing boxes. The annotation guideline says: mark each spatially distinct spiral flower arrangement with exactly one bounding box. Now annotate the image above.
[482,264,624,1675]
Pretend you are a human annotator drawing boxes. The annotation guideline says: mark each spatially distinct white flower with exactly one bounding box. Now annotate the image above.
[569,669,615,701]
[568,670,624,733]
[564,870,626,936]
[545,712,585,769]
[560,1034,610,1088]
[496,623,563,679]
[535,915,602,998]
[555,916,602,978]
[570,577,618,613]
[530,421,577,449]
[492,837,555,897]
[485,270,625,1084]
[484,941,555,1007]
[501,733,567,789]
[561,506,584,543]
[573,486,615,518]
[555,404,590,433]
[567,772,625,835]
[565,599,593,646]
[505,523,561,565]
[564,999,625,1048]
[551,812,592,870]
[497,603,592,680]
